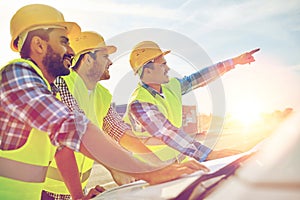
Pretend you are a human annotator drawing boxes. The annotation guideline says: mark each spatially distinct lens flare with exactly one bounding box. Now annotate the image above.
[231,99,263,126]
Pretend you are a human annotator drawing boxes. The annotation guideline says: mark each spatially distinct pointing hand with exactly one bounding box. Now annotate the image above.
[233,48,260,65]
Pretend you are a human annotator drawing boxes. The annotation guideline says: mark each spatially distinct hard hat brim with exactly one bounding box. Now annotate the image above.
[98,45,117,55]
[162,50,171,57]
[134,50,171,75]
[77,45,117,55]
[11,21,81,52]
[72,45,117,66]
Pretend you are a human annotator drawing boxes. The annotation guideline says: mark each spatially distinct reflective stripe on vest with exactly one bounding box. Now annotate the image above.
[46,166,92,183]
[0,59,55,199]
[44,70,112,194]
[124,78,188,162]
[0,157,48,183]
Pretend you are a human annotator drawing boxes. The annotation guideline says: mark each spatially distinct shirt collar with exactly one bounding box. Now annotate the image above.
[50,83,60,96]
[141,82,164,98]
[25,58,36,65]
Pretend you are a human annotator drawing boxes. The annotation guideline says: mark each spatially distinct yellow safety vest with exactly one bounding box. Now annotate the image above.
[0,59,56,200]
[124,78,188,163]
[44,70,112,194]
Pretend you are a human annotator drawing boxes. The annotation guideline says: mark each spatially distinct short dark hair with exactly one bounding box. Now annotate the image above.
[140,61,154,78]
[72,51,98,71]
[18,28,54,58]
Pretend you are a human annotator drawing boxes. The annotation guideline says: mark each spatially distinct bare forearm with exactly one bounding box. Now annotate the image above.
[80,124,210,185]
[119,131,164,164]
[55,147,84,199]
[79,122,159,173]
[119,131,152,154]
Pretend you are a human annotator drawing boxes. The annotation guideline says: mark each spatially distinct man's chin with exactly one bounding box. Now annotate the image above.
[100,74,110,80]
[163,77,170,83]
[60,68,71,76]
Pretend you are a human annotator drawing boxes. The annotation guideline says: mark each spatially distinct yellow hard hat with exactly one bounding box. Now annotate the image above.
[10,4,81,52]
[70,31,117,65]
[129,41,170,74]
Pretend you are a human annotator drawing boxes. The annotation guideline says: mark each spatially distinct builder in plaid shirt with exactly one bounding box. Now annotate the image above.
[0,4,209,200]
[42,31,162,200]
[123,41,260,163]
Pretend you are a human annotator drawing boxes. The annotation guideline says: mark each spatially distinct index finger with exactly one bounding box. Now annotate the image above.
[249,48,260,55]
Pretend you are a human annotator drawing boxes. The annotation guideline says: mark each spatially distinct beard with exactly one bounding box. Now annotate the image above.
[100,69,110,80]
[42,45,70,79]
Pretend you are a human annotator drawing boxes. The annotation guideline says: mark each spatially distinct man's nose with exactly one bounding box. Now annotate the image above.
[165,64,170,71]
[66,45,75,55]
[108,58,113,66]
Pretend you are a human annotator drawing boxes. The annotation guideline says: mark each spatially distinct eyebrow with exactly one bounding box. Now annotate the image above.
[159,61,167,66]
[60,36,69,43]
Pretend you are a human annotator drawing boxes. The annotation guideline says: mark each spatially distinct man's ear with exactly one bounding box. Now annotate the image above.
[85,54,95,67]
[82,54,91,64]
[144,67,151,75]
[31,36,46,54]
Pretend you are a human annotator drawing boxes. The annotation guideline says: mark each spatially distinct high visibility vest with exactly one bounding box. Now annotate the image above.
[44,70,112,194]
[123,78,188,163]
[0,59,56,200]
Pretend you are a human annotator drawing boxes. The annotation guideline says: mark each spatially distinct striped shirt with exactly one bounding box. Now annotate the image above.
[55,77,130,142]
[0,60,88,151]
[128,59,234,161]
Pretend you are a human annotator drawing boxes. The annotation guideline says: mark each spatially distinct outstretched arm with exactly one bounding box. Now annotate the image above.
[180,48,260,95]
[79,122,209,185]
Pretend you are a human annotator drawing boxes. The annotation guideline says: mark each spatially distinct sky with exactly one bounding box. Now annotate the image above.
[1,0,300,116]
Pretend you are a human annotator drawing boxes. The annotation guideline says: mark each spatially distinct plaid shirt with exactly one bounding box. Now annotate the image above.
[0,60,89,151]
[55,77,130,142]
[128,59,234,162]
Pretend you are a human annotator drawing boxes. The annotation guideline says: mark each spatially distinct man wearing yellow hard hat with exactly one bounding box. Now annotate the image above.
[0,4,210,200]
[43,31,163,199]
[123,41,260,163]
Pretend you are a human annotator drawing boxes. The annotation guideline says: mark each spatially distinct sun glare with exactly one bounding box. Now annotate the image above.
[231,100,263,126]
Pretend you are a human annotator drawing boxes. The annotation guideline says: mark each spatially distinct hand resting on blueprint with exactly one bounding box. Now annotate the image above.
[133,159,210,185]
